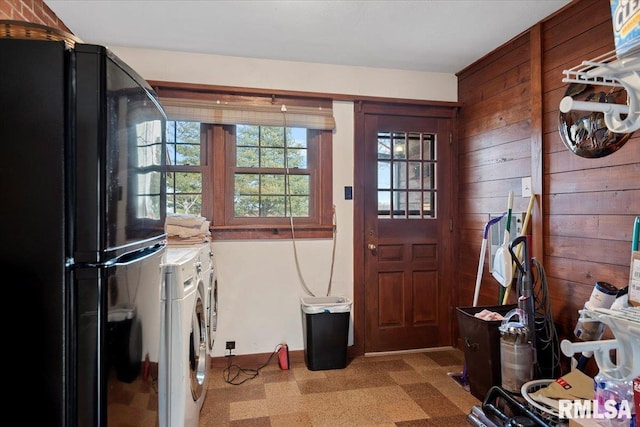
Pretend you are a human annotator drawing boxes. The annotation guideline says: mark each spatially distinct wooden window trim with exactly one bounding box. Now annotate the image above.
[210,124,333,240]
[156,84,334,240]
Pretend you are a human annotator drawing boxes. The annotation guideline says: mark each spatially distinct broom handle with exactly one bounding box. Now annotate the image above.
[501,194,535,305]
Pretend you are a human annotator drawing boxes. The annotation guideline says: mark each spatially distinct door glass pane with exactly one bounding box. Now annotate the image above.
[378,190,390,217]
[408,191,422,218]
[393,191,406,217]
[423,136,434,161]
[409,161,421,188]
[378,161,391,190]
[423,163,435,190]
[377,131,437,219]
[423,191,435,216]
[407,133,422,160]
[392,133,406,159]
[378,133,391,158]
[393,162,407,190]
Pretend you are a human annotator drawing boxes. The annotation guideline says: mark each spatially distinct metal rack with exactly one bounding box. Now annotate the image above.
[559,50,640,134]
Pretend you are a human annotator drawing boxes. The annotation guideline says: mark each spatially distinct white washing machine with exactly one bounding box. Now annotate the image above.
[159,246,209,427]
[195,242,217,356]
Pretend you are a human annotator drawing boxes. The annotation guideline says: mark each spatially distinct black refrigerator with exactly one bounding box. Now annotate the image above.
[0,38,167,426]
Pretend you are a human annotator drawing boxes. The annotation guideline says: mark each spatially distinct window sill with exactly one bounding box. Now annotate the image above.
[210,224,335,240]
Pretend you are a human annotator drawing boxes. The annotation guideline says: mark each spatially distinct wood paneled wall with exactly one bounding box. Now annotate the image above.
[456,0,639,368]
[457,29,535,309]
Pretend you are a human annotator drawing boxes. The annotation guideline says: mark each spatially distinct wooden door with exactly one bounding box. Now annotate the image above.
[358,104,455,353]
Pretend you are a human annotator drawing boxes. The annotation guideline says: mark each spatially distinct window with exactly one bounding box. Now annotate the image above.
[221,124,330,232]
[377,131,436,219]
[165,120,203,215]
[233,125,310,218]
[155,85,334,239]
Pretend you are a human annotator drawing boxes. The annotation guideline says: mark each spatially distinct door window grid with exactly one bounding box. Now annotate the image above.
[377,131,436,219]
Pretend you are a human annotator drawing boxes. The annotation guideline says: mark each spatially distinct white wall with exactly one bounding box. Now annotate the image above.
[110,46,458,356]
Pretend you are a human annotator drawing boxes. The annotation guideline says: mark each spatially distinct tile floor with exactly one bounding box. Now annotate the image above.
[198,348,480,426]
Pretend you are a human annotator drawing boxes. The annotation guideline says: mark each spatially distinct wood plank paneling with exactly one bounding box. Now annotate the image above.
[455,0,639,370]
[542,0,638,363]
[457,29,534,330]
[548,214,639,240]
[459,121,532,154]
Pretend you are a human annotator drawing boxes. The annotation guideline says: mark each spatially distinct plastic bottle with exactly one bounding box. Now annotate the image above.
[593,373,635,426]
[594,372,607,407]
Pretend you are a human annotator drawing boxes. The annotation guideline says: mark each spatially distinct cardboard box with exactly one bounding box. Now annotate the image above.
[610,0,640,58]
[569,419,603,427]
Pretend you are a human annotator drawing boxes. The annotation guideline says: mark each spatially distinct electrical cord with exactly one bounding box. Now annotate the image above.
[222,344,284,385]
[531,258,562,378]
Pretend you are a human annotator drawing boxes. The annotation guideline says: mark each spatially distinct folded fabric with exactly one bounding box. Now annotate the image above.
[166,221,210,238]
[474,309,505,321]
[165,213,207,228]
[167,235,212,246]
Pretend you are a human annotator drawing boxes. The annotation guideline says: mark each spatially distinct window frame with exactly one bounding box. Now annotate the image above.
[153,83,334,240]
[164,120,207,216]
[226,125,318,224]
[211,124,333,239]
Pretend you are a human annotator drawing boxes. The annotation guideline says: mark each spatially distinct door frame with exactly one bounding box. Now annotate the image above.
[352,100,460,356]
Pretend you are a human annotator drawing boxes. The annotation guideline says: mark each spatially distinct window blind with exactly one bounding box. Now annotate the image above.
[159,97,335,130]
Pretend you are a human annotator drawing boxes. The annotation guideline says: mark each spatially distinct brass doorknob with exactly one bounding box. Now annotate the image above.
[368,243,376,251]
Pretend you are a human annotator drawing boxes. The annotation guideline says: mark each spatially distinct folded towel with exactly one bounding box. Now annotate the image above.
[167,235,212,246]
[165,213,207,228]
[166,221,210,238]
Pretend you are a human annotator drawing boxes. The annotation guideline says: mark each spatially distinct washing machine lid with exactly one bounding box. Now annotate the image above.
[163,246,201,267]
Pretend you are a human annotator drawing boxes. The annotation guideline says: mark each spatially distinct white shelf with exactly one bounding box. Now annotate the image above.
[560,307,640,382]
[560,50,640,134]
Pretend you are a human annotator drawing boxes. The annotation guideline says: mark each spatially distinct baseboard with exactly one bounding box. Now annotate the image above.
[210,349,305,369]
[364,345,456,357]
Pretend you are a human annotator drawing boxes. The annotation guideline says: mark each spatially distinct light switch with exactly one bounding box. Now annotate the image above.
[522,177,532,198]
[344,186,353,200]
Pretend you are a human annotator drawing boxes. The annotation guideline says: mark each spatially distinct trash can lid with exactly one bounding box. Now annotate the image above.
[300,296,352,314]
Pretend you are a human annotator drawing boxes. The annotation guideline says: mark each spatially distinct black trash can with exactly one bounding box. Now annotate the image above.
[107,303,142,383]
[456,304,517,401]
[301,296,351,371]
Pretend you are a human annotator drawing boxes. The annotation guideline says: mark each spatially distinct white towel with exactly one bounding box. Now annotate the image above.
[166,221,210,238]
[165,213,207,228]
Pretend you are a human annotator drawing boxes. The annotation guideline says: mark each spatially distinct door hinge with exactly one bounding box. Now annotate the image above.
[449,132,452,144]
[449,219,453,232]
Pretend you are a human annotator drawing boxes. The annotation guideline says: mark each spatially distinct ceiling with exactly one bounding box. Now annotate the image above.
[44,0,573,74]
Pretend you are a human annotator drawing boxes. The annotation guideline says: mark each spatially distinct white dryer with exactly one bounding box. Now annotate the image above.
[159,246,209,427]
[195,243,218,356]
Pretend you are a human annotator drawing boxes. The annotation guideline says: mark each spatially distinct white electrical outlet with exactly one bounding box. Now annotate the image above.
[522,177,532,198]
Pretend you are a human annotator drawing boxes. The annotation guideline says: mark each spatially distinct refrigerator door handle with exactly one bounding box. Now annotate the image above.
[88,242,166,268]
